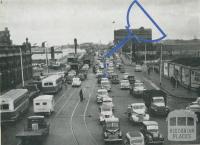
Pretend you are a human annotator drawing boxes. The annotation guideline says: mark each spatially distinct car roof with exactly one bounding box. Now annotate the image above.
[105,117,119,122]
[103,97,112,101]
[34,95,54,101]
[127,131,142,138]
[28,115,44,120]
[131,103,145,107]
[97,89,107,92]
[142,121,158,126]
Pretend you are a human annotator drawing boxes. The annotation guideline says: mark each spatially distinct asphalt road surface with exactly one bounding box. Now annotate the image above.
[1,64,200,145]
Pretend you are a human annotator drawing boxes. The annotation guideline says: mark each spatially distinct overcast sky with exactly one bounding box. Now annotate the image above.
[0,0,199,45]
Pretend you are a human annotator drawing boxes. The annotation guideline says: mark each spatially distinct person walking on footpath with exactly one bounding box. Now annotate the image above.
[79,88,83,102]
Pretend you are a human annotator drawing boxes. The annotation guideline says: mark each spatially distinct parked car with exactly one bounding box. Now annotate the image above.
[143,89,170,116]
[140,121,164,145]
[135,64,142,72]
[101,80,111,92]
[127,103,149,123]
[99,104,114,124]
[72,77,81,87]
[103,117,122,144]
[124,131,145,145]
[120,79,130,89]
[130,82,146,97]
[96,89,109,103]
[186,97,200,120]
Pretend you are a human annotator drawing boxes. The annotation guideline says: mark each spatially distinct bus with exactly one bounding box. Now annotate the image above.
[167,109,198,141]
[42,75,63,94]
[0,89,29,123]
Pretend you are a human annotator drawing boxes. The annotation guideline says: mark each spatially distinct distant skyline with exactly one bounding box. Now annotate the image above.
[0,0,199,45]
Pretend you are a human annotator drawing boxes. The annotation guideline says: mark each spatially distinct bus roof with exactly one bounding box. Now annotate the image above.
[42,75,62,82]
[34,95,54,101]
[167,109,198,120]
[0,89,28,100]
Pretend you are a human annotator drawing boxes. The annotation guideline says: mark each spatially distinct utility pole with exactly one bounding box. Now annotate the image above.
[19,47,25,87]
[159,44,163,85]
[144,43,147,64]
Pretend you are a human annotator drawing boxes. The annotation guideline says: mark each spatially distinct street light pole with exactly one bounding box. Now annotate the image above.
[19,47,25,87]
[159,44,163,85]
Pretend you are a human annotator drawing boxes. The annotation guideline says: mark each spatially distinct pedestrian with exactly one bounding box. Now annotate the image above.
[79,88,83,102]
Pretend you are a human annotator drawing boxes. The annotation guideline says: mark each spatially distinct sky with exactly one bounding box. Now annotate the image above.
[0,0,199,45]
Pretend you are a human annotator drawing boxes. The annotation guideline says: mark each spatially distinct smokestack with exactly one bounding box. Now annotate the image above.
[51,47,55,60]
[74,38,77,55]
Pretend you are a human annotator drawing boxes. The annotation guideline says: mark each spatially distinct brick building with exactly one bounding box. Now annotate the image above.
[0,28,32,93]
[114,27,152,62]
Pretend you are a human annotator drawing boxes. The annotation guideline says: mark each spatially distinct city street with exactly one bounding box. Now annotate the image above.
[1,62,200,145]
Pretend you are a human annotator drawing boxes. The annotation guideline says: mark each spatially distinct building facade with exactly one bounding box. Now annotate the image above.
[114,27,152,62]
[0,28,32,93]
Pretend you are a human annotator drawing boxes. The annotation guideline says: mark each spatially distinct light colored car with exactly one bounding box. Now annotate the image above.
[99,104,114,124]
[186,97,200,116]
[102,97,114,110]
[101,77,109,82]
[123,73,129,80]
[133,82,146,96]
[128,103,149,123]
[135,65,142,72]
[124,131,145,145]
[101,80,111,92]
[96,70,103,78]
[96,89,109,103]
[82,64,89,71]
[72,77,81,87]
[120,80,130,89]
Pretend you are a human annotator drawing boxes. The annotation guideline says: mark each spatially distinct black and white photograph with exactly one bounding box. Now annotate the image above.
[0,0,200,145]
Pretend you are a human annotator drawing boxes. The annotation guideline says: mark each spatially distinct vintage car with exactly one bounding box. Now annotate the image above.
[130,82,146,97]
[96,89,109,103]
[103,117,122,144]
[124,131,145,145]
[111,73,120,84]
[135,64,142,72]
[96,70,103,78]
[127,103,149,123]
[120,79,130,89]
[72,77,81,87]
[140,121,164,145]
[186,97,200,120]
[101,97,114,110]
[128,75,135,85]
[99,104,114,124]
[101,80,111,92]
[123,73,129,80]
[143,90,170,116]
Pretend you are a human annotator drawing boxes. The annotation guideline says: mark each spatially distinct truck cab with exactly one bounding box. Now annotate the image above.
[103,117,122,144]
[143,89,170,116]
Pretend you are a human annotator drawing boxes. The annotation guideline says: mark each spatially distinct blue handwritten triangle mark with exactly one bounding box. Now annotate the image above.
[104,0,167,58]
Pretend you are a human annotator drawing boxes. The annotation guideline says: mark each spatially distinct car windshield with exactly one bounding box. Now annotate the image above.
[130,139,143,144]
[73,78,80,81]
[102,107,112,112]
[153,97,164,103]
[106,122,119,129]
[102,81,109,86]
[133,105,145,110]
[121,80,129,83]
[147,125,159,133]
[99,91,108,95]
[135,83,143,87]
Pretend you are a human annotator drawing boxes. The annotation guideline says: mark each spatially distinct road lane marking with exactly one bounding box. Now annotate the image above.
[83,86,99,145]
[70,101,80,145]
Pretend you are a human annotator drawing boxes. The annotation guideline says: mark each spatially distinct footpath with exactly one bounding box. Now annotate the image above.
[121,54,199,99]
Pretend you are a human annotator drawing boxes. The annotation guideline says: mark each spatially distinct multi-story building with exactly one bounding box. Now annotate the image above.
[0,28,32,93]
[114,27,152,62]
